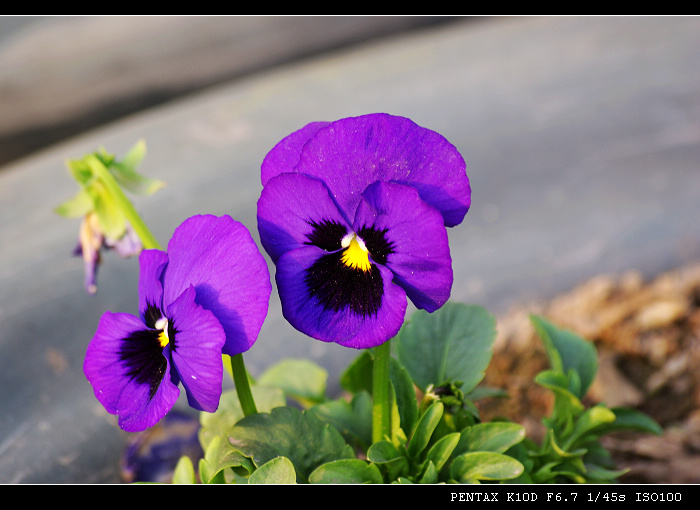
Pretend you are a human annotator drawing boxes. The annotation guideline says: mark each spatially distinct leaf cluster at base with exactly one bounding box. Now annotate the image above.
[172,303,661,484]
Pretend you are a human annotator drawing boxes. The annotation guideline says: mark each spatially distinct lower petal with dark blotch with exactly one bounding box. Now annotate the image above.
[274,245,407,349]
[83,311,180,432]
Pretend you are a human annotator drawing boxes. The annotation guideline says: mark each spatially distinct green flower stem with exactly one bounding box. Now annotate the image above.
[230,353,258,416]
[372,339,392,443]
[86,155,161,250]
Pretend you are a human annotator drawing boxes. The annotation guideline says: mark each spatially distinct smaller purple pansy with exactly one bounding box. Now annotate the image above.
[83,215,271,432]
[257,113,470,349]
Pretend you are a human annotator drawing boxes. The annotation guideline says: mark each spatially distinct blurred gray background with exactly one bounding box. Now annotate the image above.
[1,16,699,483]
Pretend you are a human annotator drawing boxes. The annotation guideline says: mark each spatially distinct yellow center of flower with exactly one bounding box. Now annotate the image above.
[155,317,170,348]
[340,233,372,272]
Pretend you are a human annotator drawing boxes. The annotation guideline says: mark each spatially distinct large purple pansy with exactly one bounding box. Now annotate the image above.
[83,215,271,432]
[257,113,470,349]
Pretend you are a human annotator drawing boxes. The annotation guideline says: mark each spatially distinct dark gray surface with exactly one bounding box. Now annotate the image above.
[1,16,699,483]
[0,15,459,166]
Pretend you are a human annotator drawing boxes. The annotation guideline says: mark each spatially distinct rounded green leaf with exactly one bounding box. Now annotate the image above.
[457,422,526,455]
[310,392,373,452]
[199,386,286,450]
[258,358,328,406]
[451,451,524,482]
[249,456,297,484]
[395,303,496,394]
[228,407,354,483]
[172,455,196,484]
[309,459,383,484]
[367,440,402,463]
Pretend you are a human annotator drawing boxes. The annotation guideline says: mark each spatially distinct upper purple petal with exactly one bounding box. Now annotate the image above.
[277,113,470,227]
[166,285,226,412]
[257,172,352,264]
[354,181,453,312]
[261,121,330,186]
[138,249,168,320]
[83,311,180,432]
[161,215,271,357]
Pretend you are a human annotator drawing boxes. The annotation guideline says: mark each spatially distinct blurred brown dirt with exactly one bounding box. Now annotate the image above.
[481,261,700,484]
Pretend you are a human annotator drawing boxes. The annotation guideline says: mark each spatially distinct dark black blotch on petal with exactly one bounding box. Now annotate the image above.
[119,329,167,401]
[143,303,162,329]
[357,225,394,266]
[305,219,347,252]
[305,251,384,317]
[304,223,396,318]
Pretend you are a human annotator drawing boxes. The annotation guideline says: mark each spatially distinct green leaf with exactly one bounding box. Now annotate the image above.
[564,405,616,450]
[198,435,255,484]
[390,357,419,442]
[395,303,496,394]
[172,455,196,484]
[199,386,286,450]
[366,440,409,481]
[85,177,127,240]
[121,139,147,170]
[530,314,598,398]
[55,189,94,218]
[535,370,585,419]
[340,351,374,394]
[584,462,629,482]
[366,440,402,463]
[606,407,664,436]
[457,422,527,455]
[248,456,297,484]
[407,402,444,458]
[228,407,354,483]
[258,358,328,407]
[425,432,460,472]
[65,157,93,185]
[108,140,166,196]
[309,459,383,484]
[450,451,524,483]
[310,392,373,452]
[418,461,439,484]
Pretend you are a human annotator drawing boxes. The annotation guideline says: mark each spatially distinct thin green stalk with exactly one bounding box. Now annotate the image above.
[372,340,392,444]
[230,353,258,416]
[87,155,161,250]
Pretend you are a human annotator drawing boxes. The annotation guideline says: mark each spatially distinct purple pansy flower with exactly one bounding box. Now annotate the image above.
[84,215,271,432]
[257,113,470,349]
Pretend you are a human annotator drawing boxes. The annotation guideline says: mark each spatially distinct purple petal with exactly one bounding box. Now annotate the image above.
[138,249,168,320]
[162,215,271,357]
[105,224,142,258]
[261,121,330,186]
[274,245,407,349]
[257,172,352,264]
[291,114,470,227]
[76,213,104,294]
[83,311,180,432]
[166,285,226,412]
[354,181,453,312]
